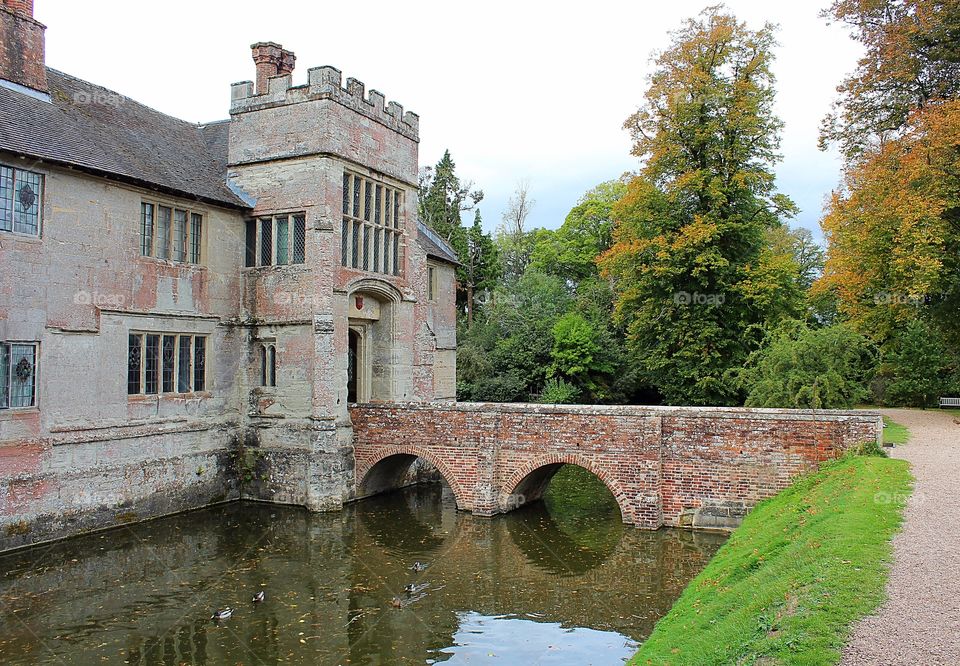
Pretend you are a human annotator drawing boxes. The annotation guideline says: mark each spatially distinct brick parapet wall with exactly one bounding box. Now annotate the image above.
[350,402,882,529]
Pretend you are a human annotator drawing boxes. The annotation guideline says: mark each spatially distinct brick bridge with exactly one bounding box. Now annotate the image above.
[349,402,881,529]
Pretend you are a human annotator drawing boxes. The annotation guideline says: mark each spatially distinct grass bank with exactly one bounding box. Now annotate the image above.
[631,454,912,665]
[882,416,910,445]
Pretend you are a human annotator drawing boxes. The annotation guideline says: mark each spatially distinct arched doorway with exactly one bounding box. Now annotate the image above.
[345,279,405,403]
[348,328,361,403]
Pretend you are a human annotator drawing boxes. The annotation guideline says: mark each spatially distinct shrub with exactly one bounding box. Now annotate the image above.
[538,378,581,404]
[739,322,876,409]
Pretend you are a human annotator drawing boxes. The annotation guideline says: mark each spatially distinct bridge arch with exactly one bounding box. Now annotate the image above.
[498,454,635,524]
[355,445,470,511]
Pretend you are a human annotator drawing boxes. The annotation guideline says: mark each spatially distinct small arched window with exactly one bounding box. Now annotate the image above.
[260,343,277,387]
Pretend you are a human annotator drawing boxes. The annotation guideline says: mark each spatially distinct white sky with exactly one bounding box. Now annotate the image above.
[38,1,862,241]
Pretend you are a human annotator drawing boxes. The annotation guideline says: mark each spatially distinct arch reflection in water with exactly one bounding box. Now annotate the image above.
[0,483,726,665]
[507,464,626,575]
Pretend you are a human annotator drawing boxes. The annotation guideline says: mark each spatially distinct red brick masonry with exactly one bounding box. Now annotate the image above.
[350,402,881,529]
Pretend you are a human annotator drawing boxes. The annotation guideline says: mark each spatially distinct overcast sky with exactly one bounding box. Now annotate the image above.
[38,1,861,241]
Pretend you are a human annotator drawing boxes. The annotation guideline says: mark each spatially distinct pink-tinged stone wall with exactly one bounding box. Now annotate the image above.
[0,156,247,551]
[225,59,456,514]
[349,403,883,530]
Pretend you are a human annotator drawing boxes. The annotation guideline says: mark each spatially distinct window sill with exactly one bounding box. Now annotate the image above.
[0,230,42,243]
[0,406,40,419]
[128,392,212,402]
[137,255,206,270]
[243,263,307,272]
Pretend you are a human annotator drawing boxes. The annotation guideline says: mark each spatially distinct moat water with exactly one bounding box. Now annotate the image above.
[0,468,726,665]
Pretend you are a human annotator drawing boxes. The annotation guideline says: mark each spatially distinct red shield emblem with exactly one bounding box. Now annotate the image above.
[355,296,364,310]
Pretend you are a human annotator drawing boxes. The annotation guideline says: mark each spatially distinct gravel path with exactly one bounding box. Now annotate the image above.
[842,408,960,665]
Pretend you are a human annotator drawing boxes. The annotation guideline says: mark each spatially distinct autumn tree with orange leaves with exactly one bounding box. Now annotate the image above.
[816,0,960,401]
[598,8,804,405]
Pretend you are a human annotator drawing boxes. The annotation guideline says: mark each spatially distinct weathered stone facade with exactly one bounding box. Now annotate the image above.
[0,1,458,552]
[350,403,883,530]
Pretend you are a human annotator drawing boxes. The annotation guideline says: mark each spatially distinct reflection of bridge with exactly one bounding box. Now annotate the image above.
[0,496,722,665]
[350,402,881,529]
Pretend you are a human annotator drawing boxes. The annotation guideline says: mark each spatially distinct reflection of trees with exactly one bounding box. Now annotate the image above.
[506,502,623,575]
[353,482,448,555]
[344,483,460,666]
[503,463,625,575]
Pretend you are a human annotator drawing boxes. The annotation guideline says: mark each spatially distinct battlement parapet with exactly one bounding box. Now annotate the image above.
[230,64,419,141]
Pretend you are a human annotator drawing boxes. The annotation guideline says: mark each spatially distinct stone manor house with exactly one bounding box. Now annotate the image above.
[0,0,459,549]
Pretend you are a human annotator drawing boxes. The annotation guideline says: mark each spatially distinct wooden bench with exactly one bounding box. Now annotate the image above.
[940,397,960,408]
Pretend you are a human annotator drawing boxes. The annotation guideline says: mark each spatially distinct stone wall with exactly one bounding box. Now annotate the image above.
[0,157,249,552]
[350,402,882,530]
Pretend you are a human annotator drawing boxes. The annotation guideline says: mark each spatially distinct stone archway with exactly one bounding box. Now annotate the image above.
[345,278,404,403]
[354,446,471,511]
[497,454,635,524]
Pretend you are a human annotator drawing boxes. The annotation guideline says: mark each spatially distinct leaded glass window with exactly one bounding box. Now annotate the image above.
[156,206,171,260]
[161,335,176,393]
[245,214,306,268]
[293,215,306,264]
[1,342,38,409]
[0,165,43,236]
[190,213,203,263]
[275,216,289,265]
[127,334,142,394]
[193,337,206,392]
[172,209,188,262]
[139,200,203,264]
[341,171,404,275]
[260,216,272,266]
[128,333,207,396]
[140,204,154,256]
[144,334,160,394]
[177,336,192,393]
[9,344,36,408]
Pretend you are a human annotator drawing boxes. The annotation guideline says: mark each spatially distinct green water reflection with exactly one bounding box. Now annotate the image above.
[0,472,725,665]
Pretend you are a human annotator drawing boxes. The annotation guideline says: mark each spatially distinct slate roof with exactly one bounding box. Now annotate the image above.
[416,219,461,266]
[0,68,248,209]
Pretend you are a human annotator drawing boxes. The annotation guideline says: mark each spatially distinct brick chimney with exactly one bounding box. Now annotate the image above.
[251,42,296,95]
[0,0,47,93]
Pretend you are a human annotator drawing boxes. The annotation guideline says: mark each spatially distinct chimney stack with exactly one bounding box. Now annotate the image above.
[0,0,47,93]
[251,42,296,95]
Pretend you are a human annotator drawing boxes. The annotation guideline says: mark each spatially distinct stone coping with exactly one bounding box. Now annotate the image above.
[351,401,882,423]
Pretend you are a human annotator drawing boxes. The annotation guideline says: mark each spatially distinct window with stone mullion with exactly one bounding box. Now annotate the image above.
[341,171,403,275]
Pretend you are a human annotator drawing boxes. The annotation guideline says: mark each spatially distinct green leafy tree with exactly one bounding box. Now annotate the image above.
[549,312,614,382]
[765,226,825,292]
[599,8,800,406]
[881,319,955,407]
[531,179,627,284]
[457,271,571,401]
[418,150,482,241]
[538,378,581,404]
[739,323,876,409]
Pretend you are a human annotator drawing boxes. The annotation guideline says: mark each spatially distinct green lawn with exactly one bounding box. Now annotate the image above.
[630,454,912,666]
[882,416,910,446]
